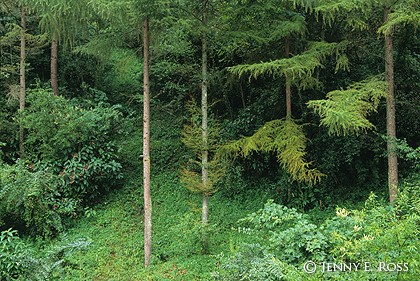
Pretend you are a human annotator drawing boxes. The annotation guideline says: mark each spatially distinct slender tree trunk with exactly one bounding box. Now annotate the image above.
[384,7,398,204]
[51,38,59,96]
[201,0,209,226]
[284,36,291,119]
[143,17,152,267]
[240,80,246,108]
[285,38,292,203]
[19,5,26,157]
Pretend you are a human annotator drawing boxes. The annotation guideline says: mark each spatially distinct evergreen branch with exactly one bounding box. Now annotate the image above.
[180,157,226,196]
[308,76,387,136]
[180,99,226,195]
[314,0,369,29]
[378,2,420,35]
[219,119,324,185]
[227,41,349,89]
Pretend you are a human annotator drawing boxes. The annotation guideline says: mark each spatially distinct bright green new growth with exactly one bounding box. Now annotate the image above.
[378,0,420,35]
[308,76,387,136]
[180,100,225,196]
[313,0,371,30]
[227,41,349,91]
[219,119,323,185]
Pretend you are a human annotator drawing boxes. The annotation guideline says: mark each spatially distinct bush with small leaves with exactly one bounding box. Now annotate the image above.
[237,200,329,264]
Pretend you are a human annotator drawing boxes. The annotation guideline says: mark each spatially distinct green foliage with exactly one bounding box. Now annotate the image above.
[0,228,91,281]
[396,138,420,171]
[0,162,65,237]
[213,244,320,281]
[323,189,420,280]
[160,211,218,257]
[98,48,142,100]
[378,0,420,35]
[28,0,91,46]
[309,133,385,206]
[313,0,371,30]
[0,228,26,280]
[228,41,349,91]
[308,76,387,136]
[0,17,47,91]
[59,143,122,200]
[238,200,328,264]
[22,89,120,161]
[21,88,123,201]
[1,0,420,279]
[220,119,323,185]
[180,100,226,195]
[219,185,420,280]
[39,172,244,280]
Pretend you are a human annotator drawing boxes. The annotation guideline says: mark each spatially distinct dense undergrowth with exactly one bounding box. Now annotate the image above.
[1,171,419,280]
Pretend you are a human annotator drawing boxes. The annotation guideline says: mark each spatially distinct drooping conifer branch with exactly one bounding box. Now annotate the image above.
[308,76,387,136]
[219,119,324,185]
[227,41,349,91]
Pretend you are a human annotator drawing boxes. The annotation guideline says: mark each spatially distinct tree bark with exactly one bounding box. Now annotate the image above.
[51,38,59,96]
[143,17,152,267]
[384,7,398,204]
[284,36,292,119]
[201,0,209,226]
[19,5,26,157]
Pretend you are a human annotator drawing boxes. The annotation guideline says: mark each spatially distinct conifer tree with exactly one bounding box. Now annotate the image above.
[222,0,349,185]
[176,0,226,253]
[379,0,419,204]
[27,0,91,95]
[310,0,419,204]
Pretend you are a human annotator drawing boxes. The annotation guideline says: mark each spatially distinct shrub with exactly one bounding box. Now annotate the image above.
[217,185,420,280]
[237,200,329,264]
[213,244,320,281]
[0,162,65,237]
[21,88,123,201]
[0,228,91,280]
[0,228,27,280]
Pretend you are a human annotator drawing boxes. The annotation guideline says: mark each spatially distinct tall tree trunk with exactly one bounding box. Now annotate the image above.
[284,36,291,119]
[19,5,26,157]
[201,0,209,226]
[143,17,152,267]
[51,38,59,96]
[384,7,398,204]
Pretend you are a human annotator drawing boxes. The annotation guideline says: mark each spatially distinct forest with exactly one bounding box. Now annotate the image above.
[0,0,419,280]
